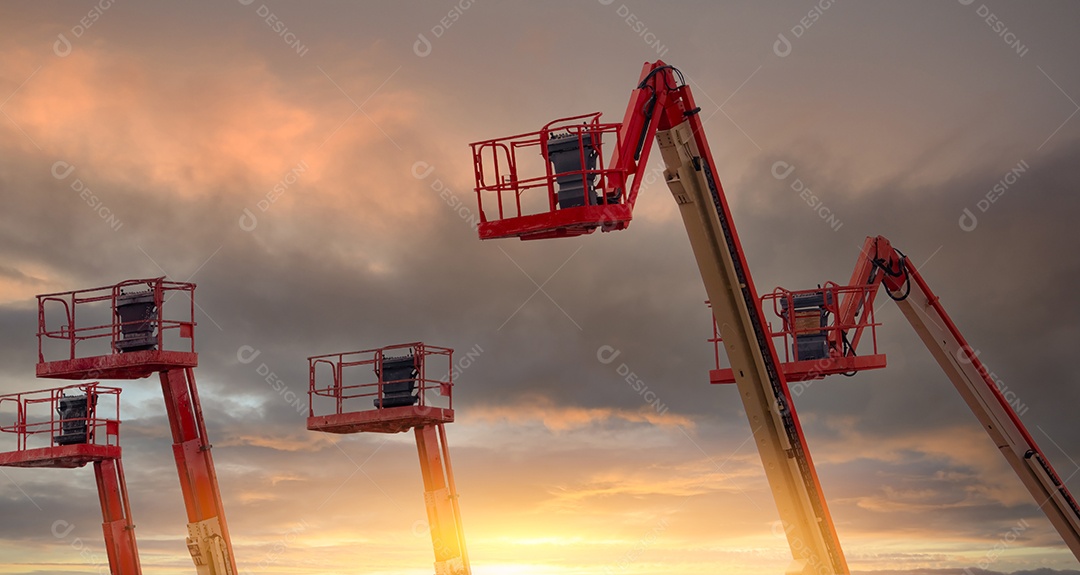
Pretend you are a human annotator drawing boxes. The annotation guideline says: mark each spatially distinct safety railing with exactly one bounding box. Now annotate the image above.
[0,382,121,453]
[470,112,632,239]
[37,277,196,365]
[308,342,454,419]
[710,282,886,382]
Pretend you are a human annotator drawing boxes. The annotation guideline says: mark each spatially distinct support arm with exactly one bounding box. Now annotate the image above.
[94,458,142,575]
[160,368,237,575]
[879,245,1080,559]
[654,80,849,574]
[416,423,470,575]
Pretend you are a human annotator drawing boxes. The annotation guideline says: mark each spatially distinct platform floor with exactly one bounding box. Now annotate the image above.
[308,406,454,434]
[710,353,887,384]
[37,350,198,380]
[0,444,121,468]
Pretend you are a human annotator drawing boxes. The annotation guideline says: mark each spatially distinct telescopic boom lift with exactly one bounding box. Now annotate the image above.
[36,278,238,574]
[306,342,471,575]
[469,60,1080,572]
[710,236,1080,559]
[0,383,141,575]
[471,60,848,574]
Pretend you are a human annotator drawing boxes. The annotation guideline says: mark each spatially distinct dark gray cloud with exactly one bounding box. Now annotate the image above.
[2,1,1079,572]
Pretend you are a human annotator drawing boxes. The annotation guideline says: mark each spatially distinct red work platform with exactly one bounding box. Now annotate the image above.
[0,443,121,469]
[34,277,237,574]
[0,382,142,574]
[307,342,455,434]
[306,342,471,574]
[471,113,637,240]
[36,278,198,380]
[0,382,121,468]
[710,283,888,384]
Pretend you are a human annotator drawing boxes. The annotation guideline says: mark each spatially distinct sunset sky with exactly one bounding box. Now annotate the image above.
[2,2,1080,574]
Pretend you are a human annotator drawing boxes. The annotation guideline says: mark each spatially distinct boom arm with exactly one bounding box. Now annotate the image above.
[847,236,1080,559]
[161,368,237,574]
[470,59,1079,569]
[632,62,849,575]
[470,60,852,574]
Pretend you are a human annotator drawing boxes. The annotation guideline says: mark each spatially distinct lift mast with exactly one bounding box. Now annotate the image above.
[0,382,141,574]
[306,342,470,575]
[470,61,847,574]
[36,278,237,574]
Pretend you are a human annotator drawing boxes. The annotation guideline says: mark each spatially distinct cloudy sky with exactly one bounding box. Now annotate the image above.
[1,1,1079,574]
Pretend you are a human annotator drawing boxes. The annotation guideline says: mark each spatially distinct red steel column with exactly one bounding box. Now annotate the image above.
[160,368,237,574]
[93,458,142,575]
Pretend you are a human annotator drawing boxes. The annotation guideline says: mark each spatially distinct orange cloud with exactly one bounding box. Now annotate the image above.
[465,395,694,432]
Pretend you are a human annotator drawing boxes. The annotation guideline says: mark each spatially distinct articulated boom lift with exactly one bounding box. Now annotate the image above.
[36,278,237,574]
[0,382,141,574]
[712,236,1080,559]
[307,342,470,575]
[472,60,848,574]
[472,60,1080,572]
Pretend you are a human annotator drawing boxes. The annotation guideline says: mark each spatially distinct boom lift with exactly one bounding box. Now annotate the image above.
[35,278,238,574]
[307,342,470,575]
[471,60,848,574]
[469,60,1080,570]
[710,235,1080,559]
[0,382,141,574]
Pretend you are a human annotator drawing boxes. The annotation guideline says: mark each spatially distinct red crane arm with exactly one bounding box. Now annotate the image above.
[470,60,853,573]
[632,62,850,574]
[831,235,901,353]
[840,236,1080,559]
[161,368,237,574]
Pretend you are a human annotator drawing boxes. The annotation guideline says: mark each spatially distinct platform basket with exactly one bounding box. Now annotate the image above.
[709,282,888,384]
[307,342,455,434]
[471,112,635,240]
[36,277,198,380]
[0,382,122,468]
